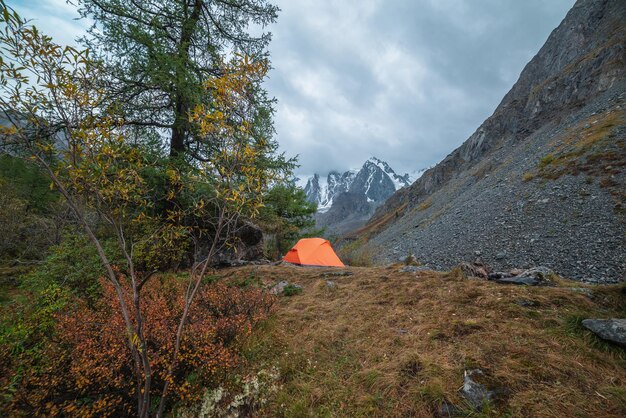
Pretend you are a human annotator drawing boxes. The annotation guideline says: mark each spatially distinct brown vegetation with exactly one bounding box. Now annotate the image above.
[0,277,276,416]
[538,109,625,180]
[221,265,626,417]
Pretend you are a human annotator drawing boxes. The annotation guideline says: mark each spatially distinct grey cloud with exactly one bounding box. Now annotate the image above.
[12,0,575,177]
[267,0,575,176]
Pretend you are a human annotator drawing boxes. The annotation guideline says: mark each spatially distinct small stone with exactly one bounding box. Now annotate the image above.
[270,281,302,295]
[325,280,337,290]
[461,369,497,410]
[270,280,289,294]
[495,252,506,260]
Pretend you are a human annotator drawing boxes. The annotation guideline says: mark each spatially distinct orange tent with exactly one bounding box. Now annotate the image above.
[283,238,345,267]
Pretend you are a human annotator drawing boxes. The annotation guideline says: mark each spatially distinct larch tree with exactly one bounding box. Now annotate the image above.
[0,3,282,415]
[76,0,279,160]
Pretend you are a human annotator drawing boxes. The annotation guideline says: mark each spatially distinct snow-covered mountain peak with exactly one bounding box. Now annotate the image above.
[301,157,417,213]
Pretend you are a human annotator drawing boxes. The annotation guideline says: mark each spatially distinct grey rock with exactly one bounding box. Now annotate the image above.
[582,319,626,347]
[495,267,555,286]
[514,266,555,285]
[495,252,506,260]
[269,281,289,295]
[461,369,496,410]
[270,281,302,295]
[325,280,337,290]
[215,221,264,263]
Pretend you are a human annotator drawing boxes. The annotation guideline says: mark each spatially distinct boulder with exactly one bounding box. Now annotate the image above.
[496,276,543,286]
[214,222,264,263]
[582,319,626,347]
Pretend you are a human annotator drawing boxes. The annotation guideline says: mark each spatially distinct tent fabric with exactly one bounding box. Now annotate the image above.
[283,238,345,267]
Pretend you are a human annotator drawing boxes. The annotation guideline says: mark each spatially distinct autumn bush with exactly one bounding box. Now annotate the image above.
[1,277,276,416]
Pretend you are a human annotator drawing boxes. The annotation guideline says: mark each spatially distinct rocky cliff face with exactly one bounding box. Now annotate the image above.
[302,157,414,213]
[353,0,625,283]
[301,157,421,235]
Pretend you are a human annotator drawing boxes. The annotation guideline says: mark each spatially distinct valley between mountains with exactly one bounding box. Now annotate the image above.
[0,0,624,417]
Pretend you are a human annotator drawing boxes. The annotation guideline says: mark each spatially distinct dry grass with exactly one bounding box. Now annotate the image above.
[538,109,625,180]
[219,265,626,417]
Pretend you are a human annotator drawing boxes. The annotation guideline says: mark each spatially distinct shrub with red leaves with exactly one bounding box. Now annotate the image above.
[5,277,275,417]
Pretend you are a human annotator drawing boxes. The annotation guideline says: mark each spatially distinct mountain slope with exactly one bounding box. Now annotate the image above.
[302,157,414,213]
[352,0,625,282]
[301,158,422,235]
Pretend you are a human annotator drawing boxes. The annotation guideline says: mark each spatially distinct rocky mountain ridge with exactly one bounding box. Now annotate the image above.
[299,157,424,236]
[351,0,625,283]
[301,157,419,213]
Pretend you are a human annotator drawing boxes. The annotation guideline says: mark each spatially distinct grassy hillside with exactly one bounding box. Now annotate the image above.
[220,265,626,417]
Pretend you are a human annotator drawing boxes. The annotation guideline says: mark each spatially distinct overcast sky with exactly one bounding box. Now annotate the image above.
[12,0,575,177]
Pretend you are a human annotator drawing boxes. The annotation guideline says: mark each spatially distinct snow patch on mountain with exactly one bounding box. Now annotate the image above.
[301,157,419,213]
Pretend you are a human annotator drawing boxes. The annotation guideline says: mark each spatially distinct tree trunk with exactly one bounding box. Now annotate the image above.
[168,0,203,158]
